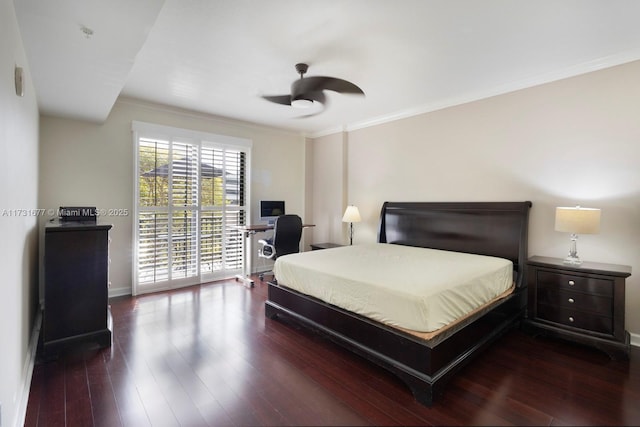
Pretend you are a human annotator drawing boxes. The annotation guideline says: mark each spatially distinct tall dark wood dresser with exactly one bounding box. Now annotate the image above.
[42,221,112,356]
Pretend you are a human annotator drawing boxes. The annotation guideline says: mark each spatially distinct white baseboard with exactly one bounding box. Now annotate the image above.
[14,310,41,427]
[108,286,131,298]
[630,332,640,348]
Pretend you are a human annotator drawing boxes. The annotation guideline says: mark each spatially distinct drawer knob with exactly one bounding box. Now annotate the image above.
[569,316,575,323]
[568,298,575,303]
[568,280,575,286]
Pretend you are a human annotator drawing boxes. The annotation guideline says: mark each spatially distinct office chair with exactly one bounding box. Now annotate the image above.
[258,214,303,281]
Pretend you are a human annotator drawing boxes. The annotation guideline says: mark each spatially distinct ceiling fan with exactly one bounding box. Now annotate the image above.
[262,63,364,115]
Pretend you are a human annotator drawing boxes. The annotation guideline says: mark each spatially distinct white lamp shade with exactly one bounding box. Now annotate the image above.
[342,205,361,223]
[555,206,601,234]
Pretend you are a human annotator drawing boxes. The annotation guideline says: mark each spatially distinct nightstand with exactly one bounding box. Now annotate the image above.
[310,242,344,250]
[524,256,631,360]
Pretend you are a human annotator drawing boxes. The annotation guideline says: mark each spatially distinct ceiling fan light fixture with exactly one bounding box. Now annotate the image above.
[291,98,316,109]
[262,63,364,117]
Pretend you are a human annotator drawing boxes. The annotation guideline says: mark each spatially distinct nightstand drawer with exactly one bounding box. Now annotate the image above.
[537,288,612,316]
[537,270,613,297]
[537,304,613,334]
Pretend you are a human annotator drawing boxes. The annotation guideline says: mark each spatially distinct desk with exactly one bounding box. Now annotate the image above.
[234,223,314,287]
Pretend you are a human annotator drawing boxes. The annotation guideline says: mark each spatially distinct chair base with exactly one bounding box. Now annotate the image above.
[235,274,255,288]
[259,271,274,282]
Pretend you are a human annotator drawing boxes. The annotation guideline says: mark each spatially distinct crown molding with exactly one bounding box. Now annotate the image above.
[311,51,640,139]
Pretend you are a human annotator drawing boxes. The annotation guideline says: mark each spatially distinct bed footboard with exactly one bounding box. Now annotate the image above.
[266,281,524,406]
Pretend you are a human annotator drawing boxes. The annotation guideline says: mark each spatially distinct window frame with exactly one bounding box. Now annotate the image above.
[132,121,252,296]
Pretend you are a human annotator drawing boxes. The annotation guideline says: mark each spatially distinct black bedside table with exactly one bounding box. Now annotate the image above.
[524,256,631,360]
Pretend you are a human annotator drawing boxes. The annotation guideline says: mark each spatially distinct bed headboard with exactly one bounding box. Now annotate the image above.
[378,201,532,286]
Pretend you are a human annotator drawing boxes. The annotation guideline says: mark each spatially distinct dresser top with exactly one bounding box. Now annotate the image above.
[528,255,631,277]
[45,220,113,232]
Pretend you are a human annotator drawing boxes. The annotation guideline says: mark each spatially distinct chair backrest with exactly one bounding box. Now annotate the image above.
[272,214,303,258]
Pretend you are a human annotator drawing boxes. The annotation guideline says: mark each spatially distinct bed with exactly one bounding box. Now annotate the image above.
[265,201,532,406]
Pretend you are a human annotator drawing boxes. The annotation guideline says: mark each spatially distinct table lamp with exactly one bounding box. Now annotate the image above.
[342,205,361,245]
[555,206,601,265]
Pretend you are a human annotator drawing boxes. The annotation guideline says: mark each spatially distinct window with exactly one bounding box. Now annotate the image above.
[133,122,251,295]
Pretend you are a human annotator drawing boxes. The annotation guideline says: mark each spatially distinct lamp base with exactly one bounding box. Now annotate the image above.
[563,255,582,265]
[348,222,354,245]
[563,233,582,265]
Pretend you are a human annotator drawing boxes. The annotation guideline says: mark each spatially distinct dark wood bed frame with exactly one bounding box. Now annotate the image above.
[265,201,532,406]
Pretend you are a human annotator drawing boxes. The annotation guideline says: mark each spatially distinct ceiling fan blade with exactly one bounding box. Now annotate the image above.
[295,110,322,118]
[297,76,365,95]
[262,95,292,105]
[295,105,325,118]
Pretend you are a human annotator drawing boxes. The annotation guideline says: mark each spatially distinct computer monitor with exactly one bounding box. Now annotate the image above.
[260,200,285,225]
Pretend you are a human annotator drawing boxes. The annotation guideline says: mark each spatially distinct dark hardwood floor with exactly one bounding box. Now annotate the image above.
[25,275,640,426]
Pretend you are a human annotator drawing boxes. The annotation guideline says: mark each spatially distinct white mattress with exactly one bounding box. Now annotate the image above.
[273,243,513,333]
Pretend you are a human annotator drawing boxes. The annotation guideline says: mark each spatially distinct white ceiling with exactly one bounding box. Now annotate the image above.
[15,0,640,136]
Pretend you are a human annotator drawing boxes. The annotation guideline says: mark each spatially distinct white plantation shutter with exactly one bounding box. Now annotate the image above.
[199,210,223,273]
[133,122,251,295]
[170,142,199,280]
[138,138,170,285]
[138,211,169,283]
[199,146,246,273]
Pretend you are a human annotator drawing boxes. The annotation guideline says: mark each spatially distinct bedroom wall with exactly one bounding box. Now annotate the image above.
[310,132,347,244]
[311,60,640,343]
[0,0,40,425]
[39,98,308,296]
